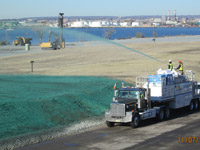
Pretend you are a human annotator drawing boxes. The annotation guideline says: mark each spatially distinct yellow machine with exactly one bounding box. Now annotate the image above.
[40,43,51,48]
[13,37,32,46]
[40,42,59,50]
[40,30,65,50]
[40,30,59,50]
[40,13,65,50]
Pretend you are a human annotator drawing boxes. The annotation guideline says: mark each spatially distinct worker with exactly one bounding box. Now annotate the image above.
[168,60,173,71]
[176,60,183,75]
[140,92,144,100]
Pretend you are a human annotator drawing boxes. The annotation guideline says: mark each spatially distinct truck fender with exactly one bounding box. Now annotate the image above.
[131,111,140,119]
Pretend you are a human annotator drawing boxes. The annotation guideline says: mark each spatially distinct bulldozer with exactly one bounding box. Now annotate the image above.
[13,37,32,46]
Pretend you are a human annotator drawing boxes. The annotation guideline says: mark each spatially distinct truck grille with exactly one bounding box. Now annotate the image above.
[110,103,125,117]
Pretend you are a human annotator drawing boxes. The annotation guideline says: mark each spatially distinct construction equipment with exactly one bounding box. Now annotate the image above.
[40,30,59,50]
[40,13,65,50]
[105,69,200,128]
[13,37,32,46]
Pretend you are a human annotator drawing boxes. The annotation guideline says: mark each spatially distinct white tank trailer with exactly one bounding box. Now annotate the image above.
[105,70,200,128]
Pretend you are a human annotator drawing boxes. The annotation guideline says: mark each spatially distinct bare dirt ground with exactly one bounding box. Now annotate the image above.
[16,111,200,150]
[0,36,200,82]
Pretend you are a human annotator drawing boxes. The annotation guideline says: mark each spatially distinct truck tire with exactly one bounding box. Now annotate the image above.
[106,121,114,127]
[189,100,194,111]
[157,109,164,121]
[198,99,200,110]
[130,114,140,128]
[164,107,170,120]
[194,99,199,110]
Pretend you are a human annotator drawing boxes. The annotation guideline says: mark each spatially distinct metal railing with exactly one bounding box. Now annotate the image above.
[136,76,149,88]
[185,70,195,81]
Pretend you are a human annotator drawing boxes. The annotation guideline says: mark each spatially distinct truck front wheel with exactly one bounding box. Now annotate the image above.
[130,115,140,128]
[106,121,115,127]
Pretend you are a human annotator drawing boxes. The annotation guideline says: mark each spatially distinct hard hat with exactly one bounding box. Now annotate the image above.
[169,60,172,63]
[179,60,182,63]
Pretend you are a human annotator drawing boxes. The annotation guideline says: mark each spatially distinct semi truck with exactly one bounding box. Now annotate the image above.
[105,70,200,128]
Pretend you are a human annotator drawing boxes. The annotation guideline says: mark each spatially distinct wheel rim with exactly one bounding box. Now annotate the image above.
[195,101,199,109]
[134,117,139,127]
[190,102,194,110]
[166,108,170,118]
[160,110,164,120]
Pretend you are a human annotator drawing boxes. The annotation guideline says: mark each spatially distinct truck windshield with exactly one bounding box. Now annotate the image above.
[129,91,140,99]
[118,91,129,98]
[118,91,139,99]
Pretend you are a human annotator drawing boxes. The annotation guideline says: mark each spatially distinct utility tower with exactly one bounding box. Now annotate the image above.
[58,13,65,49]
[168,10,171,21]
[174,10,177,21]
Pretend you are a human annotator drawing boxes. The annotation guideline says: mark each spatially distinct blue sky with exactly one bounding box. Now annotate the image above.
[0,0,199,19]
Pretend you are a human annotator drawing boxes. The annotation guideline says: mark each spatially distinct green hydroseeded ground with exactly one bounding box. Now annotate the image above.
[0,75,124,140]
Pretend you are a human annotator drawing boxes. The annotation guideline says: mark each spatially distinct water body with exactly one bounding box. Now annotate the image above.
[1,27,200,45]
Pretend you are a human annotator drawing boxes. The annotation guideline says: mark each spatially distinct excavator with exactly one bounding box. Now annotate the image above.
[40,13,65,50]
[13,37,32,46]
[40,30,60,50]
[40,30,65,50]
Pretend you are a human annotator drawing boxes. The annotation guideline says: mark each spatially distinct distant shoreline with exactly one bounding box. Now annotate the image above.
[0,26,199,29]
[1,27,200,45]
[1,34,200,48]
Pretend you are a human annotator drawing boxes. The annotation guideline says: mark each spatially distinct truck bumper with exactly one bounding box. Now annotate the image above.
[105,111,132,123]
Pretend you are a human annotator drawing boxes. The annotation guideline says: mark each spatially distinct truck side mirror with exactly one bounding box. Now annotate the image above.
[114,90,118,97]
[145,89,150,100]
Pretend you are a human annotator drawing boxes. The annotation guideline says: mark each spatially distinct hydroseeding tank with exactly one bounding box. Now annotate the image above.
[105,69,200,128]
